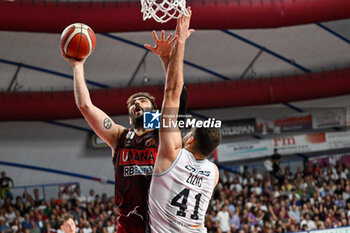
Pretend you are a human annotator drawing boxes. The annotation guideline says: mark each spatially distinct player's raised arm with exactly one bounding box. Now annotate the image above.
[145,30,188,125]
[155,8,194,173]
[62,54,124,151]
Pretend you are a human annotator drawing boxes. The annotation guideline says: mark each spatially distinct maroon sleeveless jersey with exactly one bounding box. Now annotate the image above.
[113,129,158,233]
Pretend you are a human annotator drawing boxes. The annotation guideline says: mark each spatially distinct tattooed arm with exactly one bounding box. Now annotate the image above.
[62,53,124,152]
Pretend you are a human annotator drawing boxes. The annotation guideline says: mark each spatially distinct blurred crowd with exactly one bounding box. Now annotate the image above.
[0,156,350,233]
[0,186,117,233]
[208,158,350,233]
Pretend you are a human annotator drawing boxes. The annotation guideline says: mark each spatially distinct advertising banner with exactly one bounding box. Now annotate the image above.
[272,133,328,154]
[217,140,272,162]
[326,132,350,149]
[256,113,312,135]
[310,227,350,233]
[312,108,346,129]
[220,118,256,137]
[217,131,350,162]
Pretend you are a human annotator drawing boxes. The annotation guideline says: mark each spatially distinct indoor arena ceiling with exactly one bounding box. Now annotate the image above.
[1,0,350,122]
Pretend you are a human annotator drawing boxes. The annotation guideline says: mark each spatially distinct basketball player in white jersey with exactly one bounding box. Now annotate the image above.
[148,8,221,233]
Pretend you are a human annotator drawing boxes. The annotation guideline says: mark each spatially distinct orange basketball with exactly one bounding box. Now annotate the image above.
[60,23,96,60]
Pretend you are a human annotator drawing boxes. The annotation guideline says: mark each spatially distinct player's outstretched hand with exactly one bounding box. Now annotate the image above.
[176,7,195,42]
[144,30,178,57]
[61,52,86,67]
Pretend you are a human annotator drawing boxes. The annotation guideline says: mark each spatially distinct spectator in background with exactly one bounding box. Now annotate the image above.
[101,193,108,205]
[222,170,234,185]
[74,187,87,208]
[33,188,44,206]
[0,171,14,200]
[0,216,10,232]
[303,161,313,177]
[314,215,325,229]
[252,168,263,181]
[5,205,16,224]
[29,219,40,233]
[60,214,76,233]
[343,184,350,200]
[264,156,273,178]
[300,213,316,230]
[216,204,231,233]
[271,149,282,177]
[340,216,348,227]
[36,212,46,232]
[300,203,313,218]
[87,189,95,203]
[242,169,253,186]
[105,220,115,233]
[226,197,236,214]
[15,209,25,224]
[231,177,243,194]
[289,188,300,201]
[301,224,308,231]
[247,206,259,227]
[205,210,217,232]
[61,187,71,201]
[275,168,284,186]
[272,185,280,199]
[22,213,31,229]
[281,179,293,195]
[346,199,350,218]
[275,224,285,233]
[10,218,20,232]
[250,180,262,196]
[44,219,56,233]
[230,207,240,232]
[335,193,345,209]
[288,203,300,223]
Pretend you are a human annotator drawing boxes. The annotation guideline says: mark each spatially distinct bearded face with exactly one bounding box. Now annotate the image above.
[130,105,153,129]
[128,97,154,129]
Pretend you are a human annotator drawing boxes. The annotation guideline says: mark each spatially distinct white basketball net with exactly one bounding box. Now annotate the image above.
[141,0,188,23]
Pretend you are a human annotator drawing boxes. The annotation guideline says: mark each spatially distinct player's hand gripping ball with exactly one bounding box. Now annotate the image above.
[60,23,96,60]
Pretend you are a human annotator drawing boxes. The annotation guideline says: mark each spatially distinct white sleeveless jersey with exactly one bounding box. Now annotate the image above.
[149,148,217,233]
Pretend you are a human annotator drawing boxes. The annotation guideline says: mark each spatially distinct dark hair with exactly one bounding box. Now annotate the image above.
[302,224,308,230]
[60,214,74,226]
[192,127,221,157]
[126,92,157,112]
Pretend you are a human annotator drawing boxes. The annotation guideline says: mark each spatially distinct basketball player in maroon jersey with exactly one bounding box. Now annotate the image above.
[62,31,185,233]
